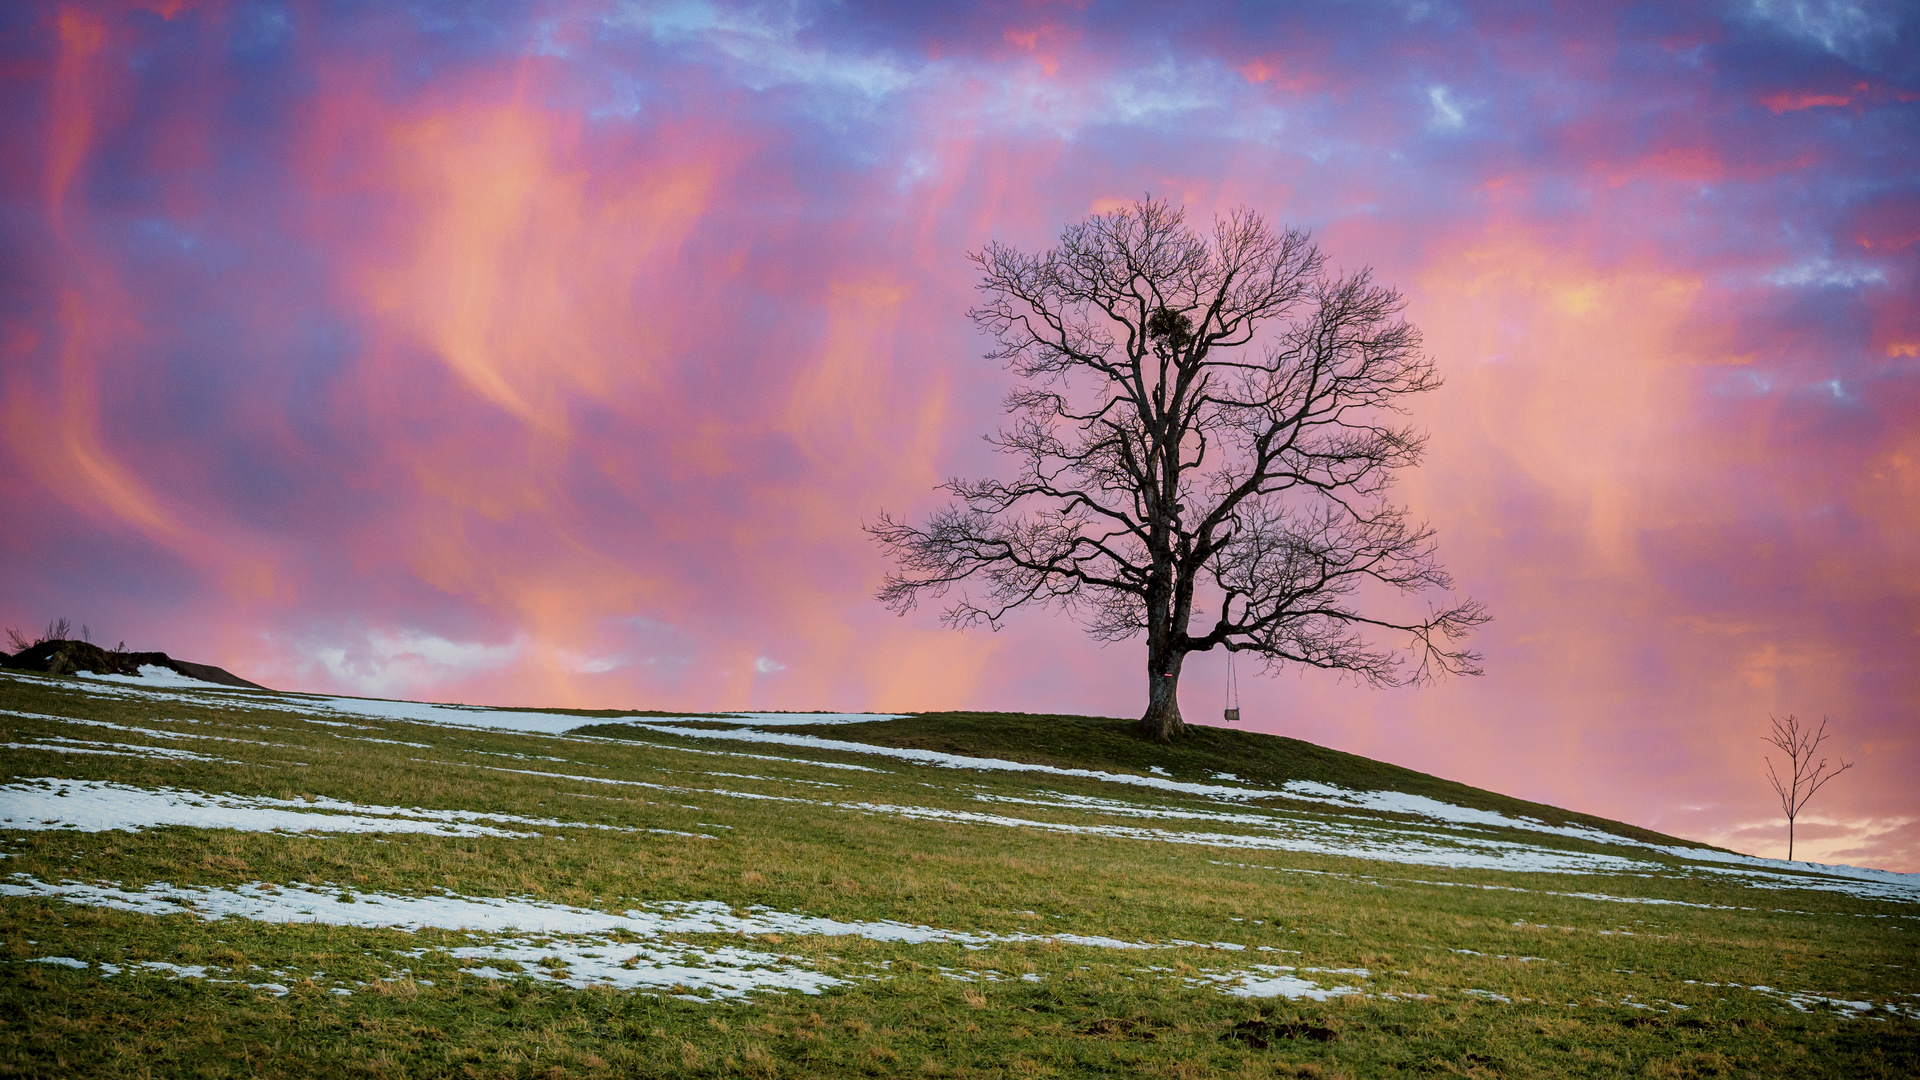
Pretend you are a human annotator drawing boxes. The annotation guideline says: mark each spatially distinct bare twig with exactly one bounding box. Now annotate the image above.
[6,618,76,652]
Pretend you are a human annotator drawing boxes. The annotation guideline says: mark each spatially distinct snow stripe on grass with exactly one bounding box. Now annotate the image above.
[0,778,712,839]
[3,873,1234,952]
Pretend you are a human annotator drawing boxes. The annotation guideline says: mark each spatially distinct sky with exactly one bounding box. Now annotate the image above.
[1,0,1916,870]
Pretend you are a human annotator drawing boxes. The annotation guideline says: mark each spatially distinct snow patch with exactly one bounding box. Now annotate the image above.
[421,937,836,998]
[2,738,238,764]
[1193,964,1367,1000]
[5,873,1227,954]
[30,955,89,969]
[75,665,221,689]
[625,723,1293,799]
[281,699,903,736]
[833,799,1656,875]
[0,778,703,839]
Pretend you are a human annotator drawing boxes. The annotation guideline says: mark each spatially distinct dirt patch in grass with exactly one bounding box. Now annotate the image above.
[1224,1017,1342,1047]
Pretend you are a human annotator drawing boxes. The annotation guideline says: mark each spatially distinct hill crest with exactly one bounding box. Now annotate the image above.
[0,638,267,690]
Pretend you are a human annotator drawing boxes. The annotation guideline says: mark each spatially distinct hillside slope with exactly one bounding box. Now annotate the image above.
[2,669,1915,1078]
[764,711,1694,846]
[570,710,1913,899]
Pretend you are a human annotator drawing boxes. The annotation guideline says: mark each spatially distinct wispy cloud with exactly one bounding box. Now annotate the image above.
[1742,0,1902,63]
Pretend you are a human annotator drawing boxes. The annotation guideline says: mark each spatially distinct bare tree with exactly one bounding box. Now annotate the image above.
[1762,713,1852,862]
[870,198,1487,740]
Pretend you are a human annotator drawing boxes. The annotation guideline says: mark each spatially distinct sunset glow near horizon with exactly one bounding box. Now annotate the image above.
[2,2,1916,870]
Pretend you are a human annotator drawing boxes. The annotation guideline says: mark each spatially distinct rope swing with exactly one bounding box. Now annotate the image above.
[1223,649,1241,723]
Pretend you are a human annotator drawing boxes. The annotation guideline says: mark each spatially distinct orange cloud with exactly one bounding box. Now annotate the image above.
[46,10,105,234]
[8,9,206,568]
[4,292,176,544]
[1235,57,1323,92]
[1761,91,1853,113]
[1000,23,1072,76]
[1414,226,1704,570]
[362,103,717,438]
[1761,82,1920,114]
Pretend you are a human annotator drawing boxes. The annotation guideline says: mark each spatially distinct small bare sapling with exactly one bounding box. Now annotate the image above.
[1762,713,1852,862]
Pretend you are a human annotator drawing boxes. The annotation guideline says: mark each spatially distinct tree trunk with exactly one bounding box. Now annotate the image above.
[1138,646,1187,741]
[1787,818,1794,862]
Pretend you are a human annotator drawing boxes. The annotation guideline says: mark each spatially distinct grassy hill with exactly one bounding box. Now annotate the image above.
[2,671,1915,1078]
[720,711,1699,846]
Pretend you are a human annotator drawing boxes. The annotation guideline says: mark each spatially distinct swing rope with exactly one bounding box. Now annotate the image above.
[1224,648,1241,722]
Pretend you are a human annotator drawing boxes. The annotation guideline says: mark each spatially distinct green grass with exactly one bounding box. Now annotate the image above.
[3,672,1916,1078]
[741,711,1703,845]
